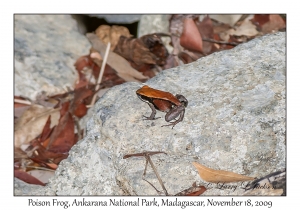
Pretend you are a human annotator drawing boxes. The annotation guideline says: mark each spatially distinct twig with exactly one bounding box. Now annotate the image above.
[14,98,32,105]
[25,166,55,172]
[123,151,167,159]
[144,153,169,195]
[170,33,240,46]
[73,115,82,140]
[202,38,240,46]
[142,160,162,194]
[89,42,111,106]
[123,151,168,195]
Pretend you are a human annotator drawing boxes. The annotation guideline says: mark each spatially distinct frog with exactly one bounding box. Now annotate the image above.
[136,85,188,128]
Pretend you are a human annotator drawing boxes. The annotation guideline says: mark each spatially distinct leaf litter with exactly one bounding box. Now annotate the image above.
[14,14,285,189]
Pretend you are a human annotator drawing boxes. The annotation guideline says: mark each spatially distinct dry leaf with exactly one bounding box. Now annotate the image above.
[250,14,270,28]
[14,147,29,160]
[71,86,93,118]
[139,34,169,66]
[86,33,148,82]
[47,103,75,153]
[229,19,258,37]
[261,14,286,33]
[14,169,45,186]
[196,16,215,54]
[15,105,60,148]
[210,15,242,27]
[95,25,132,50]
[14,105,30,119]
[114,36,157,65]
[30,139,68,162]
[27,170,55,184]
[39,115,52,142]
[180,18,203,53]
[176,183,207,196]
[192,162,255,183]
[114,34,168,67]
[178,52,195,64]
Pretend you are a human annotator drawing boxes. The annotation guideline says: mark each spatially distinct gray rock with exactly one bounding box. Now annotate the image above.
[14,15,91,101]
[14,32,286,196]
[138,15,173,53]
[14,178,45,195]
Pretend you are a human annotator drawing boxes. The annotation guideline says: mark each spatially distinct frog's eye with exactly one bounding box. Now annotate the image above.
[176,94,188,107]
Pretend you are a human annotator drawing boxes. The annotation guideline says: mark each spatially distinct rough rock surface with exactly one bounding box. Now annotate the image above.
[14,15,91,101]
[14,32,286,196]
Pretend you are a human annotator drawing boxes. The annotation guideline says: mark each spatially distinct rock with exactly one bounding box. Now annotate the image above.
[138,15,173,53]
[14,32,286,195]
[14,178,46,195]
[14,15,91,101]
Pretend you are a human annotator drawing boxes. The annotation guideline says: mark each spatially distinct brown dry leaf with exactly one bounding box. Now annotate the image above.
[71,86,94,118]
[47,103,75,153]
[129,61,156,78]
[186,187,207,196]
[30,139,68,162]
[229,19,258,37]
[164,54,179,69]
[14,169,45,186]
[210,15,243,27]
[169,15,185,55]
[139,34,169,66]
[47,113,75,153]
[213,23,232,34]
[14,105,60,148]
[74,55,92,88]
[86,33,148,82]
[250,14,270,28]
[39,115,52,142]
[176,183,207,196]
[114,36,157,66]
[95,25,132,50]
[235,19,259,36]
[192,162,255,183]
[73,103,87,118]
[90,50,127,86]
[220,19,258,41]
[261,14,286,33]
[180,18,203,53]
[74,55,94,71]
[196,16,215,54]
[178,52,195,64]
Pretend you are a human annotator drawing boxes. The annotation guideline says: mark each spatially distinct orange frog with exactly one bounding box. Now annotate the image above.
[136,85,188,128]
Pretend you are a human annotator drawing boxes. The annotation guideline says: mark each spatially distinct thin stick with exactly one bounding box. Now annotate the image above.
[89,42,111,106]
[73,115,82,140]
[141,159,161,194]
[144,153,169,195]
[202,38,240,46]
[123,151,167,159]
[14,98,32,105]
[25,166,55,172]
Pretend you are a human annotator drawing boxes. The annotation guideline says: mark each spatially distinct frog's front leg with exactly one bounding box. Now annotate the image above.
[143,102,161,120]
